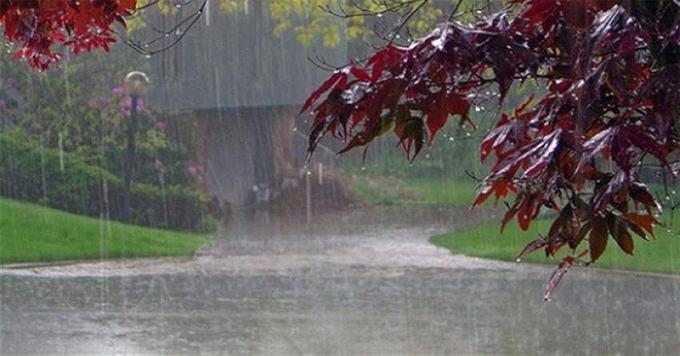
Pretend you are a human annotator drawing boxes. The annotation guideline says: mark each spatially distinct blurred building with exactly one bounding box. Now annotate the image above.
[146,0,348,207]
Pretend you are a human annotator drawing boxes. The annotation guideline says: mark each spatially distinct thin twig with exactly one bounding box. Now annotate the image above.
[121,0,208,56]
[389,0,429,44]
[447,0,465,22]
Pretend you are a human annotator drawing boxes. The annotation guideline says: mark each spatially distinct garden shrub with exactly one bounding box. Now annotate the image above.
[0,133,221,233]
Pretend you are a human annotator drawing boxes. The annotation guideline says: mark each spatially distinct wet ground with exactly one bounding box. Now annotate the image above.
[2,206,680,356]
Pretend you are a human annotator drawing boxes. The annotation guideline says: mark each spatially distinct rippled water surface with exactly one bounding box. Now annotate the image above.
[2,207,680,356]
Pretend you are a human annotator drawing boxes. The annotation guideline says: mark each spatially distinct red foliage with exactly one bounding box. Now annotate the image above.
[0,0,137,70]
[303,0,679,298]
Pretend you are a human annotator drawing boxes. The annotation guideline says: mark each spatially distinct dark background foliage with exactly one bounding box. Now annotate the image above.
[0,133,221,233]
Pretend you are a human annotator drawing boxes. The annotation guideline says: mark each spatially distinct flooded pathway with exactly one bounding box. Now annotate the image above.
[2,206,680,355]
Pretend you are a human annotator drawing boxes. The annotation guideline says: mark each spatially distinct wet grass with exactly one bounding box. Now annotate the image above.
[0,198,212,265]
[350,176,480,207]
[430,218,680,274]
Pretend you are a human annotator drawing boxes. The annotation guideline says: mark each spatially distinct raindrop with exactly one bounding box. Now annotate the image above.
[175,3,182,8]
[204,0,211,26]
[515,258,521,263]
[58,133,64,172]
[361,167,366,171]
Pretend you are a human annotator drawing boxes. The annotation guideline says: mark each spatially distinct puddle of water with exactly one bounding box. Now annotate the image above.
[2,206,679,355]
[2,272,680,355]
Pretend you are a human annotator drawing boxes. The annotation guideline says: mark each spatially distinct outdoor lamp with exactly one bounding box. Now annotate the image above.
[121,70,149,223]
[123,71,149,97]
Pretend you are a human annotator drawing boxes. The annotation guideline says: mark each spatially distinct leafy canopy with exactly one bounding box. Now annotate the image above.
[220,0,454,47]
[0,0,456,68]
[0,0,137,70]
[303,0,680,299]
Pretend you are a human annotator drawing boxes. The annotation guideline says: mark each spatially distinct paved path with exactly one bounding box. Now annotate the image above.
[2,206,680,355]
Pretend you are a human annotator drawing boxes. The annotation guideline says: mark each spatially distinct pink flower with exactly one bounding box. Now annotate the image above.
[156,121,166,131]
[187,164,204,178]
[118,96,150,117]
[118,106,131,117]
[112,86,125,95]
[154,159,164,170]
[135,98,147,113]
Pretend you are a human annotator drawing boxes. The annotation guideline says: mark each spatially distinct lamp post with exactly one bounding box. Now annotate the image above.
[122,71,149,223]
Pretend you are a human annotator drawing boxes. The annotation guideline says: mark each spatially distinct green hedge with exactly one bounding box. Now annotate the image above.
[0,134,221,233]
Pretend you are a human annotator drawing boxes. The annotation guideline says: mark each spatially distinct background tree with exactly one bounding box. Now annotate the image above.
[303,0,680,299]
[0,1,221,231]
[0,0,137,69]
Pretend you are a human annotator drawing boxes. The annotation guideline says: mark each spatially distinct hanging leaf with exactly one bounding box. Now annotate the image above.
[625,213,660,239]
[301,69,348,114]
[607,214,634,256]
[426,93,449,144]
[516,237,547,261]
[571,220,592,249]
[589,216,609,262]
[544,251,588,301]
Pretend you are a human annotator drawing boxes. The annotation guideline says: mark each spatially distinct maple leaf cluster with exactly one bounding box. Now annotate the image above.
[303,0,680,298]
[0,0,137,70]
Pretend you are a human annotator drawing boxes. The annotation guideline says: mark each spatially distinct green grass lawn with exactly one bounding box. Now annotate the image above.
[349,175,480,207]
[430,218,680,274]
[0,198,212,265]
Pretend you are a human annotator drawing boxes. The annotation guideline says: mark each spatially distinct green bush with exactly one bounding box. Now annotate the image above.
[0,133,221,233]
